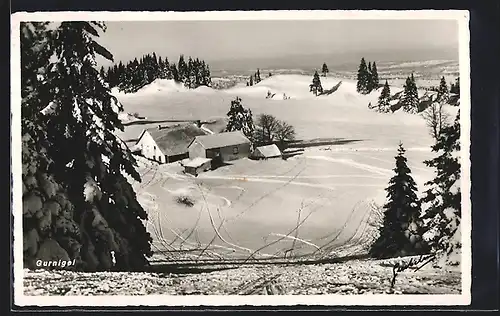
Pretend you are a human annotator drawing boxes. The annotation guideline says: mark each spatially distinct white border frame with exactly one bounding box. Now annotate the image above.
[11,10,471,307]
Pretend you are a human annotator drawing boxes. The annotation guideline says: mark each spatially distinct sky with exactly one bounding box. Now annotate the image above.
[95,19,459,70]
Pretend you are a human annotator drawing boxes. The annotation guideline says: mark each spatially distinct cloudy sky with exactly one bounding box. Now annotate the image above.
[95,19,459,69]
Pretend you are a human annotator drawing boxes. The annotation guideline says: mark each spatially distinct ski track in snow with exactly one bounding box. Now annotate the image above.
[305,155,393,176]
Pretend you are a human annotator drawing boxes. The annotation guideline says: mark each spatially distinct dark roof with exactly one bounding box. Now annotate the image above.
[189,131,251,150]
[139,124,207,156]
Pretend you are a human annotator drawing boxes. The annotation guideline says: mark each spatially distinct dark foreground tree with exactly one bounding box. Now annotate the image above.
[21,22,152,272]
[369,143,428,259]
[309,71,323,96]
[225,96,255,139]
[420,111,461,265]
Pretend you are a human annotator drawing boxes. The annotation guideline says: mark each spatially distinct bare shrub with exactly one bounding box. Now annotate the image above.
[422,102,450,141]
[175,195,195,207]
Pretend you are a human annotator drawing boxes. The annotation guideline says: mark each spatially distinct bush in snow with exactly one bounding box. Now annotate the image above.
[369,143,429,259]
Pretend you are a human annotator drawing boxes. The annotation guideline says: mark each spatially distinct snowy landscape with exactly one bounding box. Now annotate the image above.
[18,17,465,301]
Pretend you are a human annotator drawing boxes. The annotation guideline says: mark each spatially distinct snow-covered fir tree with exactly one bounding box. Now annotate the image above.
[377,80,392,113]
[369,143,429,259]
[401,73,420,113]
[371,61,379,89]
[309,71,323,96]
[22,21,153,272]
[322,63,329,77]
[436,76,450,104]
[225,96,255,140]
[177,54,188,82]
[367,61,373,91]
[420,111,461,266]
[21,21,82,270]
[170,63,179,82]
[356,57,370,94]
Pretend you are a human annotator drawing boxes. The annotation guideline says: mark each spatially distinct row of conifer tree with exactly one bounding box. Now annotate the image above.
[357,58,380,94]
[101,53,212,93]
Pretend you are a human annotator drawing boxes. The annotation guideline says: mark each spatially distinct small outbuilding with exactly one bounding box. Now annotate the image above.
[188,131,251,165]
[251,144,282,160]
[183,157,212,176]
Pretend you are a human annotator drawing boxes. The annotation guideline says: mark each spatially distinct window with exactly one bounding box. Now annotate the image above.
[233,146,239,154]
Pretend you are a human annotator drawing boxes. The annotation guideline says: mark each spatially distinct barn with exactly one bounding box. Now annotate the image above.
[187,131,251,165]
[135,124,207,163]
[251,144,282,160]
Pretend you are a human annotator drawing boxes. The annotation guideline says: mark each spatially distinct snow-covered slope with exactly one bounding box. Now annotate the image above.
[112,75,458,150]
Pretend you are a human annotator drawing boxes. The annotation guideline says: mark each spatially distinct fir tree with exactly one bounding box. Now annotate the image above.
[184,56,196,89]
[401,73,419,113]
[204,62,212,86]
[420,111,461,263]
[322,63,329,77]
[21,22,81,270]
[371,61,379,89]
[309,71,323,96]
[99,66,106,80]
[436,76,450,104]
[255,69,261,83]
[225,96,255,139]
[23,21,152,271]
[356,57,370,94]
[367,62,373,92]
[177,54,188,82]
[377,80,392,113]
[249,75,254,86]
[369,143,428,259]
[170,63,179,82]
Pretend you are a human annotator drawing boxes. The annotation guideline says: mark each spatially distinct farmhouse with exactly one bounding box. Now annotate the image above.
[135,124,207,163]
[251,144,282,160]
[188,131,251,165]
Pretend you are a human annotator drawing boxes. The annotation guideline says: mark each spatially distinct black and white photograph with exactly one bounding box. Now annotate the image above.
[12,10,471,306]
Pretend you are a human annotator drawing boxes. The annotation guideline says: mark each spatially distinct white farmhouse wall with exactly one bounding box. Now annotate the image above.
[137,131,165,162]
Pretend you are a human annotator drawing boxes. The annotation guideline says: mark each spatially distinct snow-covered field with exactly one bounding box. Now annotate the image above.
[113,75,458,260]
[24,257,461,295]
